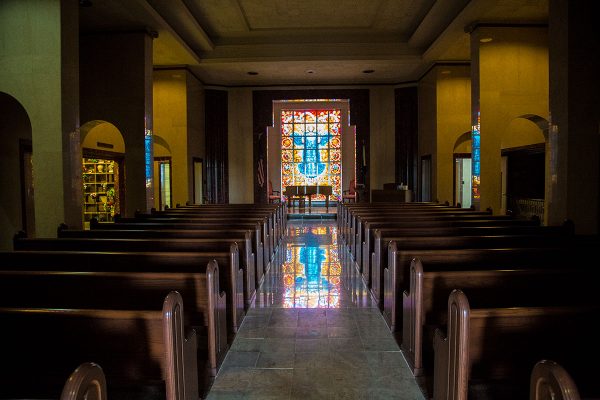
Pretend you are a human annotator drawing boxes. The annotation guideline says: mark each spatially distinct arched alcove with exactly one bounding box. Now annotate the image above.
[0,92,33,249]
[80,120,126,228]
[501,115,548,221]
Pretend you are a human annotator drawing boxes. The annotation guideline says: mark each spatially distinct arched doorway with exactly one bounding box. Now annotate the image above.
[80,120,125,228]
[0,92,33,249]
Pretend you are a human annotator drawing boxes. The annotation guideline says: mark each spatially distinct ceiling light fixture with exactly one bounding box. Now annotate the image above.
[362,69,375,74]
[247,71,258,75]
[306,70,315,74]
[480,37,493,43]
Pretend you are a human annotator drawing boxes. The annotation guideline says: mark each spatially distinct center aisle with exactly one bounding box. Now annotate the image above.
[207,219,427,400]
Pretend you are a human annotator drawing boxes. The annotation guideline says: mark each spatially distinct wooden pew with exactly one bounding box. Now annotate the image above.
[25,233,256,310]
[56,225,265,290]
[433,290,600,400]
[0,260,227,391]
[94,218,271,274]
[151,203,286,248]
[118,214,275,261]
[530,360,581,400]
[60,362,107,400]
[341,203,481,246]
[382,244,599,335]
[0,249,243,337]
[0,291,198,400]
[141,208,282,257]
[367,223,572,291]
[353,213,529,264]
[403,259,600,377]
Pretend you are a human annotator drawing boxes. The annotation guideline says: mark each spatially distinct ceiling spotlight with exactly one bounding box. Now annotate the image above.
[362,69,375,74]
[306,70,315,74]
[479,37,493,43]
[247,71,258,75]
[79,0,93,6]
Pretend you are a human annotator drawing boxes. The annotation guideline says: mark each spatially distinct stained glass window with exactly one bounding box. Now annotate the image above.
[280,109,342,201]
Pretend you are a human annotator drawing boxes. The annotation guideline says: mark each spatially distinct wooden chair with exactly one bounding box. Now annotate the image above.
[268,181,280,203]
[342,178,358,203]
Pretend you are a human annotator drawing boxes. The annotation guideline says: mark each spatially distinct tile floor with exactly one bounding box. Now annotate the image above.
[206,219,427,400]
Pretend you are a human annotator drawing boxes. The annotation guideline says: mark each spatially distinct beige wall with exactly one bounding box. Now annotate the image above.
[436,66,471,205]
[474,26,548,214]
[369,87,396,195]
[228,88,254,203]
[0,1,67,238]
[153,70,189,207]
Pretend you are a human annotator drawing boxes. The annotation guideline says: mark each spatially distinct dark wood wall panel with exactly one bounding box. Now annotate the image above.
[205,89,229,203]
[395,87,418,191]
[253,89,370,203]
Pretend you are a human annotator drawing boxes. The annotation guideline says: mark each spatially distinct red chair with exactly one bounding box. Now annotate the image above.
[342,178,358,203]
[268,180,281,203]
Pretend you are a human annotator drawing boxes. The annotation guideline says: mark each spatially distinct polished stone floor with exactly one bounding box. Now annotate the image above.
[206,219,427,400]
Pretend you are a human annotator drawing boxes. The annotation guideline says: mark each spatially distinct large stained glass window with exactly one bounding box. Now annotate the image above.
[281,109,341,201]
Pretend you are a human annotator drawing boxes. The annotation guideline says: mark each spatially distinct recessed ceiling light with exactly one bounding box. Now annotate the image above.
[362,69,375,74]
[306,70,315,74]
[480,37,493,43]
[441,70,451,74]
[247,71,258,75]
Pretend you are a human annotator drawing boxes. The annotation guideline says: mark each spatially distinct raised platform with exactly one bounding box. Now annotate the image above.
[286,203,337,220]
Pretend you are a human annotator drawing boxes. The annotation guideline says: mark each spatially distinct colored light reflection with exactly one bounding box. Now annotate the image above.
[282,225,341,308]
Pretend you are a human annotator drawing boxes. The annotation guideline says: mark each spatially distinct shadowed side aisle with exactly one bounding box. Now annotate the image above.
[207,219,426,400]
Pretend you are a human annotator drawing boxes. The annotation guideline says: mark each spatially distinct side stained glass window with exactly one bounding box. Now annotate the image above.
[280,109,342,201]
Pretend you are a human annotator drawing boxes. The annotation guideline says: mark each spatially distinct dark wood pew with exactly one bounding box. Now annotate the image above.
[529,360,582,400]
[90,219,268,282]
[353,213,526,263]
[152,203,286,247]
[100,217,273,270]
[0,249,243,338]
[56,226,264,290]
[0,291,198,400]
[403,259,600,377]
[370,230,566,306]
[433,290,600,400]
[340,204,471,247]
[30,232,255,310]
[60,362,108,400]
[337,202,449,239]
[142,208,282,256]
[382,244,599,335]
[0,259,227,393]
[367,223,573,291]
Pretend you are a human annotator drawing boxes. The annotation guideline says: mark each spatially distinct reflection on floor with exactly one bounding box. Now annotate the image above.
[207,219,427,400]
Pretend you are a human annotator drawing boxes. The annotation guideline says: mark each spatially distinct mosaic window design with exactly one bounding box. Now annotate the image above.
[472,110,481,205]
[282,225,341,308]
[281,109,342,201]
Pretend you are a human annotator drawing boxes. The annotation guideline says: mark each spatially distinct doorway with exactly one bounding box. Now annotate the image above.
[154,157,172,210]
[454,154,472,208]
[193,158,204,205]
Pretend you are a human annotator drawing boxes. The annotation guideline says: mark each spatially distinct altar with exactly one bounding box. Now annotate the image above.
[284,185,332,210]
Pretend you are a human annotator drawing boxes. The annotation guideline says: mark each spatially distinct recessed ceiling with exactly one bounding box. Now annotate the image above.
[79,0,548,86]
